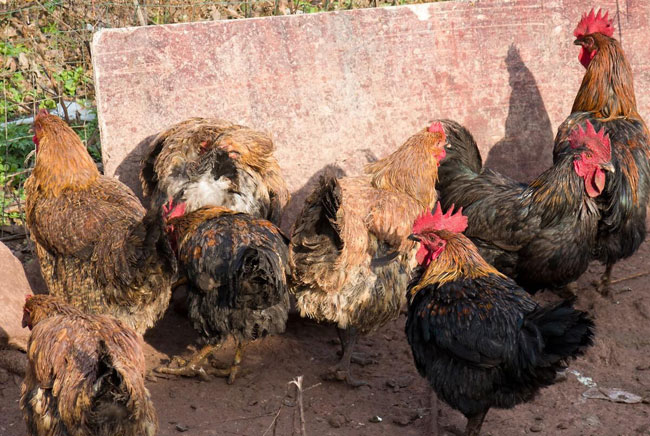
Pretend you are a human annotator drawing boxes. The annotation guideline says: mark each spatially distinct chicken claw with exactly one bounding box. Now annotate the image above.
[155,344,220,381]
[209,342,246,385]
[322,327,370,387]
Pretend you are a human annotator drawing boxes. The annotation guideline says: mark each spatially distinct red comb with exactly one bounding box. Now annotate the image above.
[569,120,611,161]
[428,121,445,135]
[413,202,468,234]
[35,108,50,120]
[574,8,614,38]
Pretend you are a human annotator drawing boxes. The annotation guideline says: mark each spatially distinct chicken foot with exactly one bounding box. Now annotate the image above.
[322,327,369,387]
[464,410,488,436]
[155,344,223,381]
[209,341,247,385]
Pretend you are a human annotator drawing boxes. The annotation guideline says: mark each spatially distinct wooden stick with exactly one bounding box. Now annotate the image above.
[610,271,650,285]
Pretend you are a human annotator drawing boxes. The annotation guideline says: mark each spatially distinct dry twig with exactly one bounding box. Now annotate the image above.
[611,271,650,285]
[289,376,307,436]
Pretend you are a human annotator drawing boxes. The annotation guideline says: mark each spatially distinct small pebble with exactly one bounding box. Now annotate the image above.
[369,415,383,423]
[176,424,189,432]
[328,414,346,428]
[585,415,601,427]
[530,424,543,432]
[557,422,569,430]
[394,415,412,426]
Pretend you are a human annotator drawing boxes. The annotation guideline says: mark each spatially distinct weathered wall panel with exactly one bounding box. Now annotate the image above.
[92,0,650,230]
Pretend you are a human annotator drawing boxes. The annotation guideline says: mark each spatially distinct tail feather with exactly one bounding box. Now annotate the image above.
[524,300,594,367]
[230,244,288,311]
[436,119,483,200]
[90,341,130,425]
[290,174,344,283]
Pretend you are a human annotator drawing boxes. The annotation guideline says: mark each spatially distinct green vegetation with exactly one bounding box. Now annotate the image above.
[54,67,89,98]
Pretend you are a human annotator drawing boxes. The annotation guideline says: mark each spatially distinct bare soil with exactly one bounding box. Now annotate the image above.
[1,240,649,436]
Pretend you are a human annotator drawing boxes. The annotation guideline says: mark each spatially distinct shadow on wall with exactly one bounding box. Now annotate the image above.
[114,134,158,207]
[484,44,554,182]
[280,164,346,234]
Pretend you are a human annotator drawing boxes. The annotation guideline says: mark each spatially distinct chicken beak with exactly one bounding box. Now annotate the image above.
[602,162,616,173]
[573,38,583,46]
[407,234,420,242]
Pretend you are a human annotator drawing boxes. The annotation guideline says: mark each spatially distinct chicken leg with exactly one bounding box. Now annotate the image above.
[595,263,614,297]
[323,326,369,387]
[464,410,488,436]
[335,326,375,366]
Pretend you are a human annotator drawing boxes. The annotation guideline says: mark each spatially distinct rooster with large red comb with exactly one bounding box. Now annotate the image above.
[405,203,594,436]
[435,117,614,294]
[289,123,446,386]
[553,8,650,295]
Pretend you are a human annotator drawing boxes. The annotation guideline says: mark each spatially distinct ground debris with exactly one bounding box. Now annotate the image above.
[583,387,643,404]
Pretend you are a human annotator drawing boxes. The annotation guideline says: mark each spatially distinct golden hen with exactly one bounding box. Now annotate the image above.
[288,122,446,386]
[25,110,175,333]
[20,294,157,436]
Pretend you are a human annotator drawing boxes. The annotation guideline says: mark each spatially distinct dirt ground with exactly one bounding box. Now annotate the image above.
[1,239,649,436]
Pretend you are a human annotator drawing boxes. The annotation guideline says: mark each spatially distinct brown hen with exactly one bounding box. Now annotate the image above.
[288,122,446,386]
[25,111,175,333]
[140,117,289,225]
[20,294,157,436]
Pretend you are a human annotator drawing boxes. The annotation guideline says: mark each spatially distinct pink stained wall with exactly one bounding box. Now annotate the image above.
[92,0,650,231]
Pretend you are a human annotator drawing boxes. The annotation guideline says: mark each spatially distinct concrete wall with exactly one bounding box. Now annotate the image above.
[92,0,650,231]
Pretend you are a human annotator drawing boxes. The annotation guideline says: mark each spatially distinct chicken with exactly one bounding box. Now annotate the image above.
[288,123,446,386]
[25,110,175,334]
[436,118,614,293]
[155,201,290,383]
[140,117,289,226]
[20,294,157,436]
[553,9,650,295]
[405,204,594,436]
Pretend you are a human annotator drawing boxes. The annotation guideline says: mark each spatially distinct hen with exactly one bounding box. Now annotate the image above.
[25,111,175,333]
[21,295,157,436]
[554,9,650,295]
[405,204,594,436]
[436,118,613,293]
[289,123,446,386]
[140,117,289,225]
[155,201,290,383]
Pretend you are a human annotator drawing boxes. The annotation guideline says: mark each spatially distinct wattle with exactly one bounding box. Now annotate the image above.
[578,47,596,69]
[585,167,606,198]
[415,245,432,267]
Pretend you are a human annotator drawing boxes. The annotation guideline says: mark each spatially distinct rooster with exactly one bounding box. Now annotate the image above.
[25,111,175,333]
[436,118,613,293]
[553,9,650,295]
[288,123,446,386]
[140,117,289,226]
[21,294,157,436]
[405,204,594,436]
[155,201,290,383]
